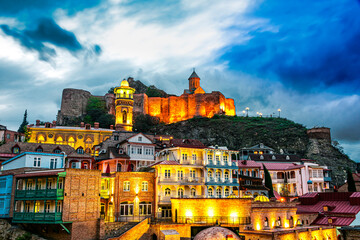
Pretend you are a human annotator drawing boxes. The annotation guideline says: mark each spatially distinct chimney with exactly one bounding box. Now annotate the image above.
[94,122,99,129]
[36,120,40,126]
[110,125,114,130]
[80,122,85,128]
[52,121,56,127]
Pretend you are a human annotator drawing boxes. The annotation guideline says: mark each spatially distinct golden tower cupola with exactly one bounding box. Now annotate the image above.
[114,78,136,131]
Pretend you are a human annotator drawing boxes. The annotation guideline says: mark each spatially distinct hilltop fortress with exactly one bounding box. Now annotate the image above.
[57,71,236,126]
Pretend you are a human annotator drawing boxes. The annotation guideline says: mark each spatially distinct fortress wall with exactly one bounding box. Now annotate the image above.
[225,98,236,116]
[148,97,163,120]
[307,127,331,142]
[133,93,149,116]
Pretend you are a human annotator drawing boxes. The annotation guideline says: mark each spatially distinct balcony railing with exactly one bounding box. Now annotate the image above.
[158,176,205,184]
[13,212,62,223]
[176,216,251,225]
[206,161,238,168]
[100,189,110,199]
[15,189,64,199]
[206,178,239,185]
[180,160,203,166]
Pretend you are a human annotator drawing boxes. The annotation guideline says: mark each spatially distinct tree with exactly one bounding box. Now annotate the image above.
[347,168,357,192]
[84,97,115,128]
[18,110,28,133]
[263,164,275,198]
[133,114,160,133]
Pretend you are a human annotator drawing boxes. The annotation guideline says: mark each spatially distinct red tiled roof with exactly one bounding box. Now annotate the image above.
[297,200,360,215]
[238,160,304,171]
[312,216,355,226]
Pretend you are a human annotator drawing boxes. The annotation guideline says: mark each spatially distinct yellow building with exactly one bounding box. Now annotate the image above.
[28,121,114,155]
[114,79,136,131]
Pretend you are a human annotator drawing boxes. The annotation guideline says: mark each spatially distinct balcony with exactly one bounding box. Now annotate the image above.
[159,176,204,185]
[100,189,111,199]
[13,212,62,223]
[15,189,64,199]
[176,216,251,225]
[205,177,238,186]
[206,161,237,169]
[180,160,203,166]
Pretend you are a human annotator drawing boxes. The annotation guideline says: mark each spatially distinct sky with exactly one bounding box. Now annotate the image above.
[0,0,359,161]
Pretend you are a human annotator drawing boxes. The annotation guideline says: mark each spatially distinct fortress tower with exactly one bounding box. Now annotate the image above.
[185,70,205,94]
[114,79,136,131]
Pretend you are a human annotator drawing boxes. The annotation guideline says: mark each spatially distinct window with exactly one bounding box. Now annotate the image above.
[58,178,64,189]
[120,202,133,216]
[207,154,212,161]
[190,170,196,178]
[77,148,84,154]
[192,154,197,160]
[145,148,153,155]
[26,181,33,190]
[165,188,171,196]
[50,158,57,169]
[224,188,230,197]
[45,202,51,213]
[123,181,130,191]
[137,147,142,155]
[178,188,184,198]
[36,147,43,152]
[208,170,213,178]
[264,217,269,227]
[182,153,187,161]
[131,147,135,154]
[215,155,220,162]
[25,202,31,212]
[6,134,10,139]
[83,162,88,169]
[71,162,78,169]
[33,157,41,167]
[223,155,228,161]
[54,149,61,153]
[141,181,148,191]
[12,147,20,154]
[57,201,62,212]
[161,206,172,218]
[216,171,221,181]
[191,188,196,197]
[252,170,256,177]
[216,188,222,198]
[139,202,151,215]
[114,135,119,141]
[224,171,229,181]
[138,136,142,141]
[0,180,6,189]
[277,217,281,227]
[208,188,213,196]
[177,170,184,180]
[117,163,122,172]
[47,179,54,189]
[164,170,171,178]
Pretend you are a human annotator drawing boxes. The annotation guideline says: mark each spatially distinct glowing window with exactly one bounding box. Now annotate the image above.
[208,188,213,196]
[191,188,196,197]
[141,181,148,191]
[123,181,130,191]
[165,188,171,196]
[216,188,222,198]
[178,188,184,197]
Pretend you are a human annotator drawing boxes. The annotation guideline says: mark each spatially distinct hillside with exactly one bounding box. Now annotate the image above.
[145,115,356,186]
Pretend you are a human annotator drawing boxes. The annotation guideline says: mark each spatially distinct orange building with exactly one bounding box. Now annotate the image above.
[133,71,236,124]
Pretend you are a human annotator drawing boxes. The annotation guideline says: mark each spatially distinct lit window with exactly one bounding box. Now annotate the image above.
[264,217,269,227]
[165,170,171,178]
[192,154,197,160]
[182,153,187,161]
[216,188,222,198]
[191,188,196,197]
[123,181,130,191]
[177,170,184,180]
[277,217,281,227]
[208,188,213,196]
[13,147,20,154]
[178,188,184,197]
[224,171,229,181]
[190,170,196,178]
[323,206,328,212]
[165,188,171,196]
[224,188,229,197]
[141,181,148,191]
[223,155,228,161]
[207,154,212,161]
[120,202,133,216]
[139,202,151,215]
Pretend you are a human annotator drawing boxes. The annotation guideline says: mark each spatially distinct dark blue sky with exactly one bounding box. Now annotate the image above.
[0,0,359,161]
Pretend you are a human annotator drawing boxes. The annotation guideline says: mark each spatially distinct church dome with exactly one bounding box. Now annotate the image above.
[120,79,129,87]
[194,227,241,240]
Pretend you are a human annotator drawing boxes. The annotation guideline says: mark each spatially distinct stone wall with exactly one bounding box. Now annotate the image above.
[307,127,331,142]
[71,220,100,240]
[108,218,150,240]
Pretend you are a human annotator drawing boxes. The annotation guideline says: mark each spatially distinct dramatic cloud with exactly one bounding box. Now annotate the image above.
[0,0,359,162]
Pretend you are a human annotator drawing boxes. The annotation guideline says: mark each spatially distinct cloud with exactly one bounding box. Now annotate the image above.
[0,18,101,62]
[220,0,360,94]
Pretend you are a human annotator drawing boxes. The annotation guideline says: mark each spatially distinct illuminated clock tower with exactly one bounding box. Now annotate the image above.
[114,79,136,131]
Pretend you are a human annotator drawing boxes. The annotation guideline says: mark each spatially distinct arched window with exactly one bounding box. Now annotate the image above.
[165,188,171,196]
[216,171,221,181]
[264,217,269,227]
[122,110,127,123]
[277,217,281,227]
[224,188,229,197]
[208,170,213,179]
[68,136,75,147]
[117,163,122,172]
[208,188,213,197]
[120,202,133,216]
[178,188,184,198]
[77,147,84,154]
[38,135,45,143]
[139,201,152,215]
[36,146,43,152]
[55,136,63,144]
[216,187,222,198]
[130,163,135,172]
[224,171,229,181]
[277,172,284,179]
[12,146,20,154]
[191,188,196,197]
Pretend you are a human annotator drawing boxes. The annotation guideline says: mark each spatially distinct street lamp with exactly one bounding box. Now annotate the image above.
[259,113,263,118]
[242,110,246,117]
[278,109,281,118]
[245,107,249,117]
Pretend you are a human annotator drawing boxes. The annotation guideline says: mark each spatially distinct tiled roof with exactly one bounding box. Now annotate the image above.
[312,216,355,226]
[188,70,200,79]
[238,160,304,171]
[97,147,130,161]
[169,139,206,149]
